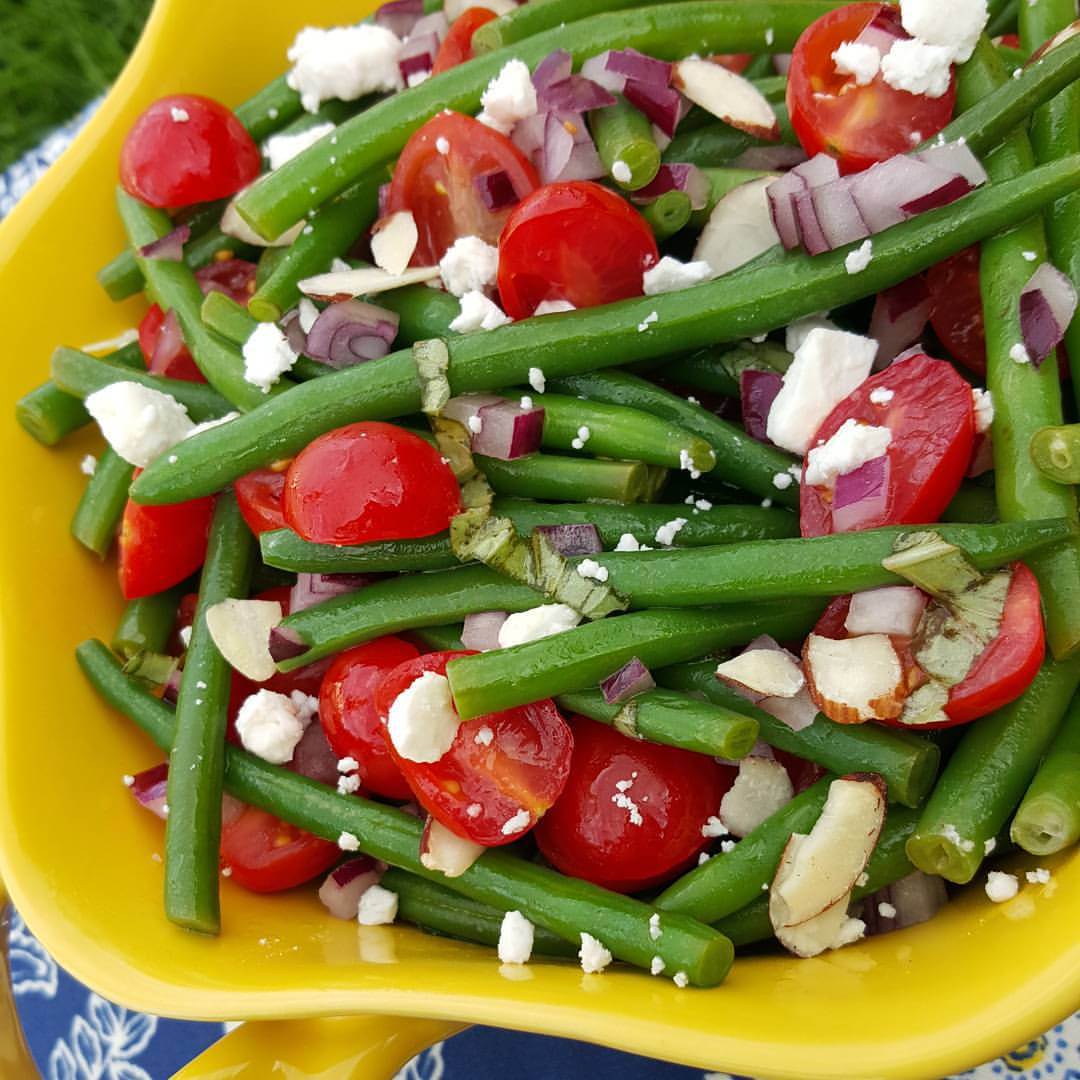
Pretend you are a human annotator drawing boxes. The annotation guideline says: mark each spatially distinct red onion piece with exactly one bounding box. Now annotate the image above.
[318,856,383,920]
[290,573,370,614]
[269,625,307,662]
[630,163,710,210]
[288,721,340,786]
[374,0,423,37]
[793,189,830,256]
[772,53,793,76]
[792,153,840,189]
[221,792,245,827]
[533,50,573,94]
[967,432,994,477]
[130,763,170,819]
[869,276,933,365]
[410,11,448,40]
[759,688,818,732]
[511,112,547,160]
[305,299,399,368]
[914,142,988,187]
[558,138,606,182]
[399,32,440,83]
[378,182,391,218]
[461,610,509,651]
[862,871,947,935]
[474,169,520,211]
[162,667,182,705]
[473,399,545,460]
[899,173,972,216]
[150,308,187,374]
[1020,262,1078,367]
[765,172,806,250]
[740,369,783,444]
[280,308,310,357]
[832,454,890,532]
[534,523,603,556]
[580,52,627,94]
[854,5,907,54]
[600,656,655,704]
[444,393,506,428]
[606,48,673,88]
[539,75,616,113]
[420,816,485,877]
[623,79,683,137]
[811,179,870,251]
[731,145,807,171]
[139,224,191,261]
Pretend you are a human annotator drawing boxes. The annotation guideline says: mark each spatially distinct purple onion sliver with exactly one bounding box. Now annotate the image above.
[290,573,368,614]
[793,188,830,256]
[269,625,307,662]
[832,455,890,532]
[532,50,573,94]
[319,858,382,919]
[378,182,391,218]
[772,53,793,76]
[1019,289,1063,368]
[731,145,807,171]
[305,299,398,362]
[461,611,509,652]
[853,5,907,53]
[331,856,379,888]
[534,523,603,556]
[410,10,448,40]
[631,164,709,210]
[130,763,170,818]
[580,52,626,94]
[162,667,182,705]
[600,656,655,705]
[473,400,545,460]
[374,0,423,37]
[739,369,783,444]
[1020,261,1078,366]
[443,393,506,428]
[810,179,870,251]
[474,169,520,211]
[139,224,191,261]
[791,152,840,189]
[869,277,932,365]
[557,138,606,182]
[765,171,806,250]
[512,112,547,161]
[324,326,392,369]
[288,722,340,786]
[539,75,616,113]
[899,173,971,216]
[913,142,988,187]
[540,111,576,182]
[399,32,441,83]
[605,48,673,88]
[623,79,682,137]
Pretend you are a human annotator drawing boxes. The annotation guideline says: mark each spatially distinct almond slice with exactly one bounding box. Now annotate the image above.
[718,756,794,837]
[803,632,907,724]
[420,817,485,877]
[692,176,781,277]
[205,598,283,681]
[674,59,780,141]
[716,647,805,699]
[298,264,441,301]
[371,211,419,276]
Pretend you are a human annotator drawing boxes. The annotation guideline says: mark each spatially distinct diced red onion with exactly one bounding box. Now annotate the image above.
[533,50,573,94]
[772,53,793,76]
[410,11,448,40]
[318,856,383,920]
[967,432,994,477]
[623,79,683,137]
[269,625,307,662]
[130,763,170,819]
[1019,262,1078,367]
[557,138,606,182]
[280,308,310,356]
[541,111,576,181]
[740,369,783,444]
[913,142,988,187]
[630,164,710,211]
[461,611,509,651]
[862,871,947,935]
[151,308,187,374]
[759,688,818,732]
[534,523,603,556]
[539,75,616,113]
[162,667,182,705]
[580,52,627,94]
[511,112,546,160]
[600,656,655,705]
[869,276,933,366]
[900,173,972,216]
[399,31,441,84]
[420,817,485,877]
[222,792,245,827]
[374,0,423,38]
[765,171,806,251]
[844,586,927,638]
[792,153,841,189]
[810,179,870,251]
[793,189,830,256]
[290,573,370,614]
[304,299,399,369]
[731,145,807,171]
[474,169,520,211]
[378,182,391,218]
[289,721,340,786]
[605,48,673,87]
[443,393,505,428]
[832,454,890,532]
[473,399,545,460]
[139,224,191,261]
[854,5,907,54]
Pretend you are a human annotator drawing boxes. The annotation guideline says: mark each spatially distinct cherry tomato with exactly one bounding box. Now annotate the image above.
[800,353,975,537]
[283,422,461,546]
[375,651,574,845]
[320,637,420,800]
[120,94,261,208]
[432,8,497,74]
[219,805,339,892]
[710,53,753,74]
[235,466,288,536]
[534,716,734,893]
[386,111,540,265]
[786,4,956,174]
[497,181,659,319]
[926,246,987,375]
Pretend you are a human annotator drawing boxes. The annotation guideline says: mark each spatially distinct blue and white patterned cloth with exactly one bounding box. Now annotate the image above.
[5,107,1079,1080]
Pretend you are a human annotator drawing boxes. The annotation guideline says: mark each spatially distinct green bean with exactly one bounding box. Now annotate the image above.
[474,0,650,53]
[996,43,1027,69]
[445,602,823,719]
[131,156,1080,506]
[652,341,792,398]
[590,97,661,190]
[70,449,133,558]
[550,370,799,507]
[51,347,233,423]
[477,453,665,503]
[112,589,182,659]
[556,686,759,758]
[907,656,1080,884]
[1010,691,1080,855]
[254,246,290,290]
[1030,424,1080,484]
[640,191,693,241]
[375,284,460,345]
[76,640,733,985]
[986,0,1020,39]
[164,494,255,933]
[941,482,1000,523]
[233,75,304,144]
[752,74,787,102]
[235,3,837,240]
[662,123,761,167]
[262,529,459,574]
[411,623,467,650]
[117,190,285,412]
[657,662,940,808]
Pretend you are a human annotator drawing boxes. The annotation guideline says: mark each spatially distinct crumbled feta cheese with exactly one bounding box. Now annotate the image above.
[869,387,894,405]
[772,471,793,491]
[80,454,98,476]
[337,756,359,773]
[985,870,1019,903]
[637,311,659,332]
[1009,343,1032,364]
[984,837,997,855]
[85,382,194,468]
[528,366,546,393]
[338,774,362,794]
[264,122,335,170]
[766,328,878,454]
[573,424,591,448]
[449,290,512,333]
[612,159,632,183]
[673,971,689,988]
[650,956,666,975]
[701,816,729,838]
[1022,250,1038,262]
[242,322,299,392]
[179,626,192,648]
[184,412,241,441]
[338,831,360,851]
[289,690,319,726]
[357,883,399,925]
[694,498,712,511]
[436,136,450,155]
[642,256,714,296]
[467,415,483,434]
[386,671,461,763]
[1026,867,1052,885]
[519,395,534,409]
[170,106,190,122]
[880,39,956,98]
[878,901,897,919]
[942,823,975,853]
[477,59,538,133]
[855,871,869,888]
[649,913,662,940]
[286,25,404,113]
[972,388,994,433]
[235,689,312,764]
[832,41,882,85]
[720,839,736,853]
[804,419,892,487]
[679,448,701,480]
[501,808,532,835]
[466,802,482,818]
[614,533,641,552]
[844,238,874,274]
[655,517,688,547]
[407,70,430,88]
[498,910,535,964]
[474,725,494,747]
[122,774,135,787]
[533,298,576,316]
[785,313,838,354]
[579,932,613,974]
[497,604,581,648]
[899,0,988,63]
[612,789,643,826]
[697,851,711,866]
[438,235,500,297]
[576,558,609,583]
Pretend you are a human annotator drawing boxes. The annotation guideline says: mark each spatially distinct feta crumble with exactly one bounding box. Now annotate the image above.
[899,0,988,64]
[984,837,997,855]
[1022,250,1038,261]
[179,626,192,648]
[612,159,632,183]
[1026,868,1052,885]
[579,932,613,974]
[478,59,538,133]
[650,956,666,975]
[436,136,450,155]
[449,291,512,333]
[649,913,662,940]
[611,790,643,826]
[357,883,399,925]
[642,256,714,296]
[497,604,581,648]
[679,447,701,480]
[528,366,546,393]
[264,122,335,171]
[122,774,135,787]
[467,415,483,434]
[880,39,956,98]
[720,839,736,853]
[772,471,793,491]
[338,831,360,851]
[985,870,1019,903]
[235,689,312,764]
[844,238,873,274]
[697,851,711,865]
[85,382,194,468]
[533,298,576,316]
[571,424,591,449]
[702,816,729,838]
[80,454,98,476]
[832,41,882,85]
[337,756,359,773]
[338,774,362,795]
[655,517,688,547]
[474,725,494,747]
[498,910,535,964]
[942,823,975,853]
[577,558,609,583]
[972,388,994,433]
[1010,343,1032,364]
[695,498,713,511]
[673,971,689,988]
[501,808,532,836]
[519,395,534,409]
[170,106,190,122]
[637,311,659,332]
[286,25,404,113]
[386,671,461,763]
[878,901,897,919]
[438,235,500,297]
[615,533,641,552]
[242,322,299,392]
[869,387,894,405]
[804,419,892,486]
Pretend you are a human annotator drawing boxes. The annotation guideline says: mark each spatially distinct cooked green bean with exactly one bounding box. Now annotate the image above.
[164,494,255,933]
[941,483,1000,524]
[907,657,1080,884]
[986,0,1020,40]
[474,0,654,53]
[590,96,661,191]
[375,284,461,345]
[653,341,791,398]
[411,623,467,651]
[1030,425,1080,484]
[77,640,733,985]
[662,123,761,167]
[478,453,666,503]
[640,191,693,241]
[261,529,458,574]
[70,449,133,558]
[112,589,182,659]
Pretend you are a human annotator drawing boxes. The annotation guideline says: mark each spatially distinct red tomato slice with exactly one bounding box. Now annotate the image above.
[534,716,734,893]
[786,3,956,174]
[320,637,420,800]
[120,94,261,208]
[283,422,460,545]
[800,353,975,537]
[497,180,659,319]
[235,466,288,536]
[386,111,540,265]
[219,805,339,892]
[710,53,753,74]
[926,245,987,376]
[375,651,573,845]
[432,7,497,74]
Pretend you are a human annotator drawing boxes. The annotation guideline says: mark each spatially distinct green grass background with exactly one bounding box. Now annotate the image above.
[0,0,152,171]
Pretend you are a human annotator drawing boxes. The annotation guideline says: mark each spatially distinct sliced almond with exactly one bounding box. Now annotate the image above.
[692,176,781,277]
[298,264,441,301]
[844,586,927,638]
[716,648,805,700]
[371,211,419,277]
[205,599,283,682]
[419,816,485,878]
[803,633,907,724]
[718,756,794,838]
[220,196,305,248]
[758,686,819,732]
[674,59,780,141]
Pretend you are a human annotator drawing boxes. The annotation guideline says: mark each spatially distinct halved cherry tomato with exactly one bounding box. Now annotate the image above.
[432,7,497,74]
[120,94,261,208]
[926,245,987,375]
[786,3,956,174]
[235,466,288,536]
[497,181,659,319]
[534,716,734,893]
[375,651,573,845]
[710,53,753,74]
[219,805,339,892]
[800,353,975,536]
[283,422,460,546]
[386,111,540,265]
[320,637,420,800]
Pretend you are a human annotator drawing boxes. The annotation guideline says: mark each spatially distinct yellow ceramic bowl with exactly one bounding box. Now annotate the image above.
[0,2,1078,1076]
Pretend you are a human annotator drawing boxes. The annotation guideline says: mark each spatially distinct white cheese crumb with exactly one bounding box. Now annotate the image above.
[474,725,494,747]
[533,298,576,316]
[519,395,534,409]
[122,774,135,787]
[264,122,335,171]
[170,106,190,122]
[612,159,632,183]
[772,471,793,491]
[235,689,312,764]
[179,626,192,648]
[1025,867,1052,885]
[844,239,874,274]
[614,533,641,552]
[877,901,897,919]
[477,59,538,134]
[286,25,404,113]
[650,956,666,975]
[637,311,659,332]
[501,807,532,836]
[985,870,1019,903]
[338,774,362,795]
[498,910,535,964]
[832,41,882,85]
[697,852,711,865]
[357,883,399,925]
[679,447,701,480]
[337,831,360,851]
[436,136,450,155]
[528,366,546,393]
[466,802,482,818]
[611,790,643,826]
[701,816,729,838]
[497,604,581,648]
[972,388,994,433]
[572,424,591,449]
[899,0,988,63]
[984,837,997,855]
[467,415,483,434]
[1010,343,1032,364]
[695,498,712,511]
[869,387,894,405]
[655,517,688,547]
[1022,250,1038,261]
[880,39,956,98]
[242,321,299,393]
[80,454,98,476]
[576,558,609,583]
[438,235,500,298]
[85,382,194,468]
[855,871,869,888]
[386,671,461,763]
[449,290,512,333]
[337,756,359,773]
[804,419,892,487]
[579,932,613,974]
[720,839,736,853]
[942,823,975,853]
[673,971,689,988]
[649,913,662,940]
[642,255,714,296]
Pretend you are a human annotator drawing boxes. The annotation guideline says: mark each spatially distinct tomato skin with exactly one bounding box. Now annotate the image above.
[497,181,659,319]
[220,805,339,892]
[375,651,574,845]
[283,422,461,546]
[926,246,987,375]
[319,637,420,800]
[432,7,497,73]
[235,467,288,536]
[786,4,956,174]
[800,353,975,537]
[535,716,734,893]
[120,94,261,208]
[387,111,540,265]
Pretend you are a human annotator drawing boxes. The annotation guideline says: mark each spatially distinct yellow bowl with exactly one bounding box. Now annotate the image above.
[1,2,1077,1076]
